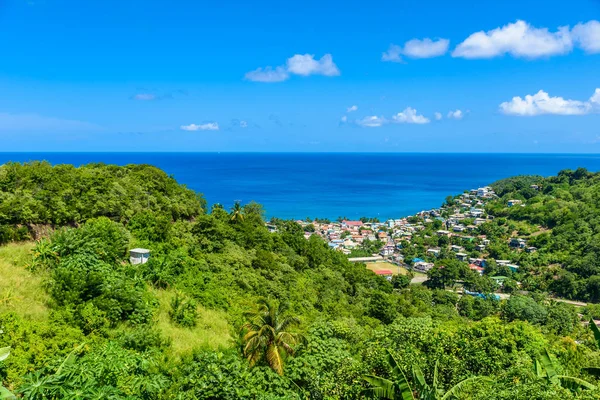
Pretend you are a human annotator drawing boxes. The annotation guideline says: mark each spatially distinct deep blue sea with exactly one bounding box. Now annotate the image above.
[1,153,600,220]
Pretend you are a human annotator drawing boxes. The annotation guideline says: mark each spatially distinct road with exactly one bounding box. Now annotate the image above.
[407,276,589,307]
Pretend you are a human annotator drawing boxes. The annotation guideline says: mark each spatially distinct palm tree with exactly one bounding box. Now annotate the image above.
[534,348,596,391]
[364,349,489,399]
[230,202,245,223]
[242,298,304,375]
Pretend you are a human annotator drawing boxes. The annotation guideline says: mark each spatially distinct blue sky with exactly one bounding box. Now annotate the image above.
[0,0,599,152]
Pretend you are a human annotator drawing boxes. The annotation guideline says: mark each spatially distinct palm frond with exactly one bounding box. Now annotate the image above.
[0,386,16,400]
[386,349,403,378]
[0,347,10,362]
[556,375,597,391]
[55,343,85,376]
[539,348,557,381]
[533,359,544,378]
[397,369,415,400]
[412,363,428,391]
[266,343,284,376]
[433,359,439,390]
[590,318,600,348]
[363,375,397,399]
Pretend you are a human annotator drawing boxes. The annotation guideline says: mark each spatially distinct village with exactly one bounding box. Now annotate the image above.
[286,184,543,290]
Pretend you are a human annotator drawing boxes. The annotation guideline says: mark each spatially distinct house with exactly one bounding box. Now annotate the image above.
[470,258,485,267]
[130,248,150,265]
[477,187,489,197]
[456,252,468,262]
[507,264,520,273]
[427,248,441,257]
[469,264,484,275]
[413,261,435,273]
[342,220,363,229]
[474,218,487,225]
[436,230,450,236]
[453,225,466,233]
[530,184,540,190]
[509,238,526,248]
[476,244,486,251]
[374,269,394,280]
[496,259,511,266]
[266,224,277,233]
[526,246,537,253]
[507,199,522,207]
[482,239,490,246]
[380,246,395,256]
[470,208,484,217]
[451,245,462,252]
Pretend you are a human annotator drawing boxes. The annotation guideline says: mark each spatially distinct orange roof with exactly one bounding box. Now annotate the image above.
[374,269,394,275]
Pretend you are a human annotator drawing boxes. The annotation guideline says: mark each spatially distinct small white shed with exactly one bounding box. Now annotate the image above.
[129,248,150,265]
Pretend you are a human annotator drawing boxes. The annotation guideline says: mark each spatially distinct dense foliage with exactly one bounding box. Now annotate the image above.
[1,162,600,398]
[486,169,600,302]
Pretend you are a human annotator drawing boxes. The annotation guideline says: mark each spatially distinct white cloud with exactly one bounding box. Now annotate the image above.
[572,20,600,54]
[382,38,449,62]
[403,38,450,58]
[499,89,600,116]
[286,54,340,76]
[391,107,430,124]
[340,115,348,123]
[452,20,572,59]
[382,44,404,62]
[244,66,289,83]
[347,105,358,112]
[356,115,386,128]
[434,112,443,120]
[133,93,157,101]
[245,54,339,82]
[591,89,600,105]
[239,120,248,128]
[0,112,99,132]
[180,122,220,131]
[447,110,464,119]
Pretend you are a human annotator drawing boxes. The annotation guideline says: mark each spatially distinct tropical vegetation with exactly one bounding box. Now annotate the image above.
[0,161,600,398]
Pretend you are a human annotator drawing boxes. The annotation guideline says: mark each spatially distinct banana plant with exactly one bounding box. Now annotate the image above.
[582,319,600,377]
[364,349,490,399]
[534,348,596,391]
[0,347,17,400]
[363,350,414,400]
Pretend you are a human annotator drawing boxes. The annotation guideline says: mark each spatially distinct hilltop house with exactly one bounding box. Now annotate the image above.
[509,238,526,248]
[414,261,435,273]
[456,252,468,262]
[130,248,150,265]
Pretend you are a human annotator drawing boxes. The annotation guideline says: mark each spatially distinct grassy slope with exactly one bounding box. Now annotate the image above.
[0,242,232,356]
[151,288,233,355]
[0,242,50,321]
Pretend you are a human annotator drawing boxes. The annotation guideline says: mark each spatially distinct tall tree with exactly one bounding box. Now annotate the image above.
[242,298,304,375]
[230,202,245,223]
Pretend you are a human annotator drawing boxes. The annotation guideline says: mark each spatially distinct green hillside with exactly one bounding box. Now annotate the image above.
[1,162,600,399]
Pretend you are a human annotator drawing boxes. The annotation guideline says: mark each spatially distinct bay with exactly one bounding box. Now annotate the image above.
[1,152,600,220]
